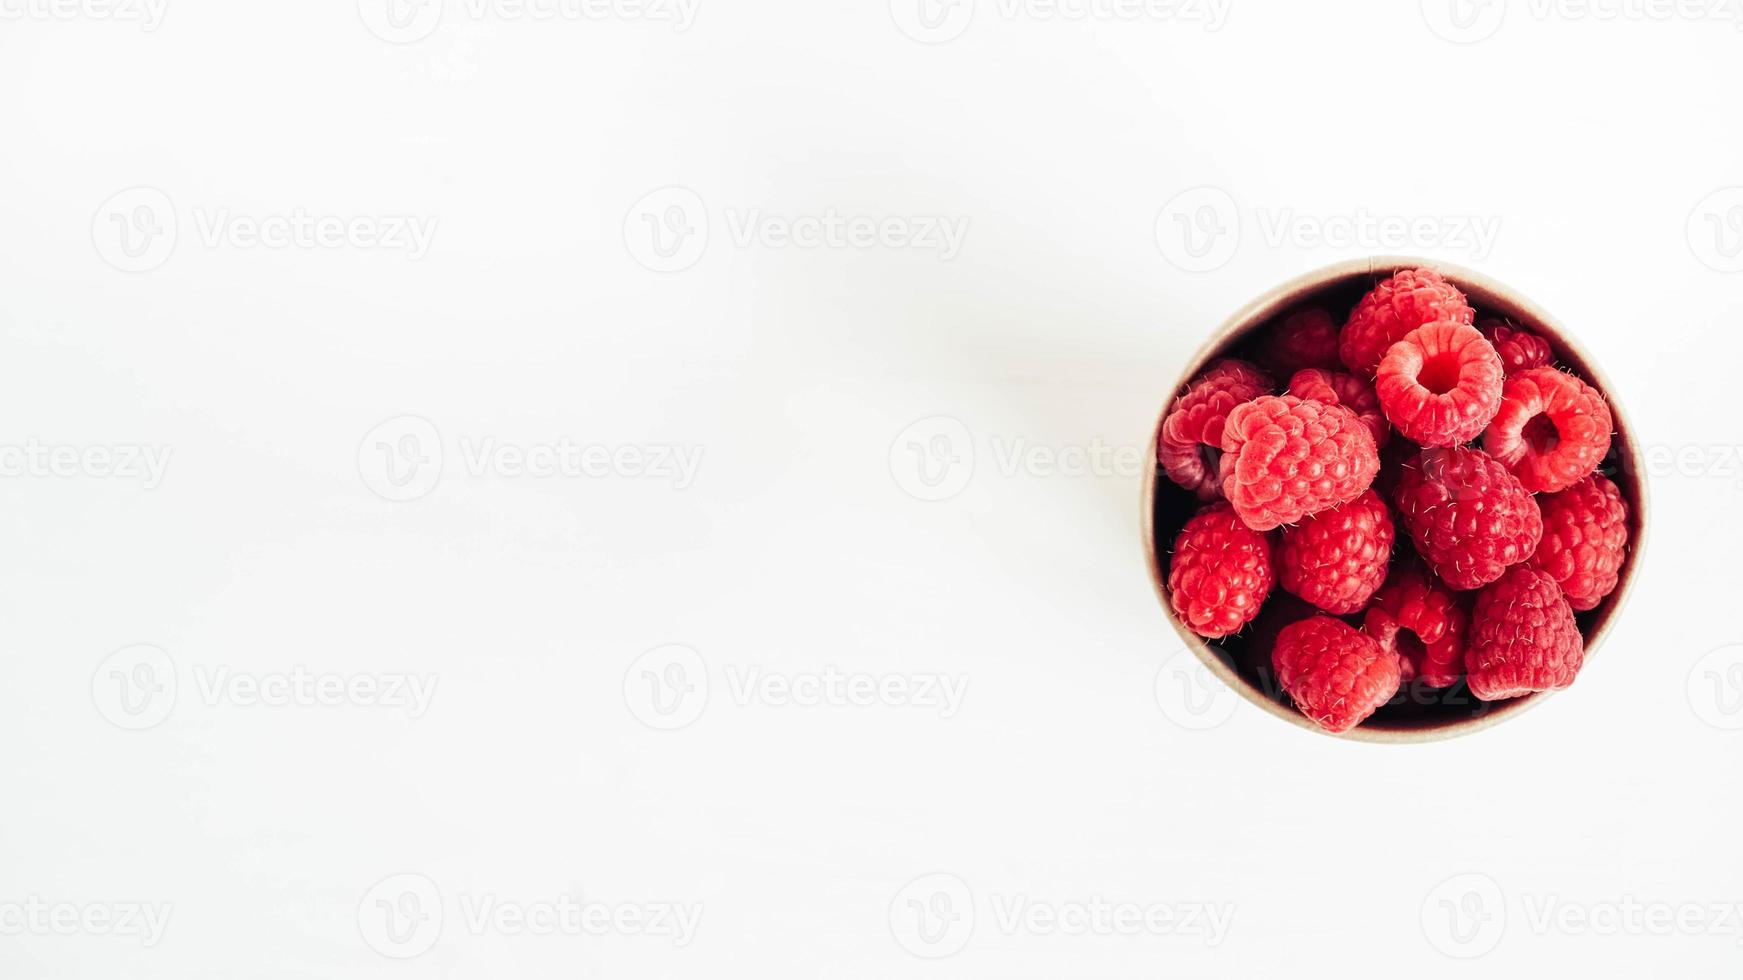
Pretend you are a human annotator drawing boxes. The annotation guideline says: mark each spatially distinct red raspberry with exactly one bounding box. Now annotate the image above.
[1483,366,1613,493]
[1478,319,1553,377]
[1273,615,1400,733]
[1529,473,1629,611]
[1466,566,1584,700]
[1218,395,1380,531]
[1394,446,1543,591]
[1287,367,1389,449]
[1167,501,1275,638]
[1362,563,1468,688]
[1339,268,1475,378]
[1257,308,1342,377]
[1374,321,1504,447]
[1277,489,1394,614]
[1158,358,1274,501]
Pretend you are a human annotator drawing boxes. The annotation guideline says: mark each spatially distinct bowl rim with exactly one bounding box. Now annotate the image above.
[1140,255,1650,744]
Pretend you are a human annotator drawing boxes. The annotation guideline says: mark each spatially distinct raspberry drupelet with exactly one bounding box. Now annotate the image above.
[1217,395,1381,532]
[1158,358,1275,501]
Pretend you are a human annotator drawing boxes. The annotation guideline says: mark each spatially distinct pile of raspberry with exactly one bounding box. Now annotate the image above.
[1159,268,1629,734]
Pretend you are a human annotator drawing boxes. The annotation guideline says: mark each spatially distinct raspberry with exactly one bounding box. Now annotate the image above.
[1339,268,1475,378]
[1529,473,1629,611]
[1272,615,1400,733]
[1158,358,1275,501]
[1483,367,1613,493]
[1167,501,1275,638]
[1478,319,1553,377]
[1277,489,1395,614]
[1374,321,1505,447]
[1218,395,1380,531]
[1363,563,1468,688]
[1257,308,1342,377]
[1288,367,1389,449]
[1466,566,1584,700]
[1394,446,1543,591]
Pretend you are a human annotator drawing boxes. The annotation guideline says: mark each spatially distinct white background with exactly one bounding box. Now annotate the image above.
[3,0,1742,976]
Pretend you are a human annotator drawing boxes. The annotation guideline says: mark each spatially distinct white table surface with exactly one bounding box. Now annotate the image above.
[2,0,1741,976]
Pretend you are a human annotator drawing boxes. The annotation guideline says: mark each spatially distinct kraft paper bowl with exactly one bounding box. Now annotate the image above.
[1142,257,1647,742]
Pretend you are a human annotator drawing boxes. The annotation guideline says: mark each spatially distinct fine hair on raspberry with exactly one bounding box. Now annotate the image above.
[1167,501,1275,638]
[1483,366,1613,494]
[1217,394,1381,532]
[1158,358,1275,501]
[1339,268,1475,378]
[1374,321,1504,447]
